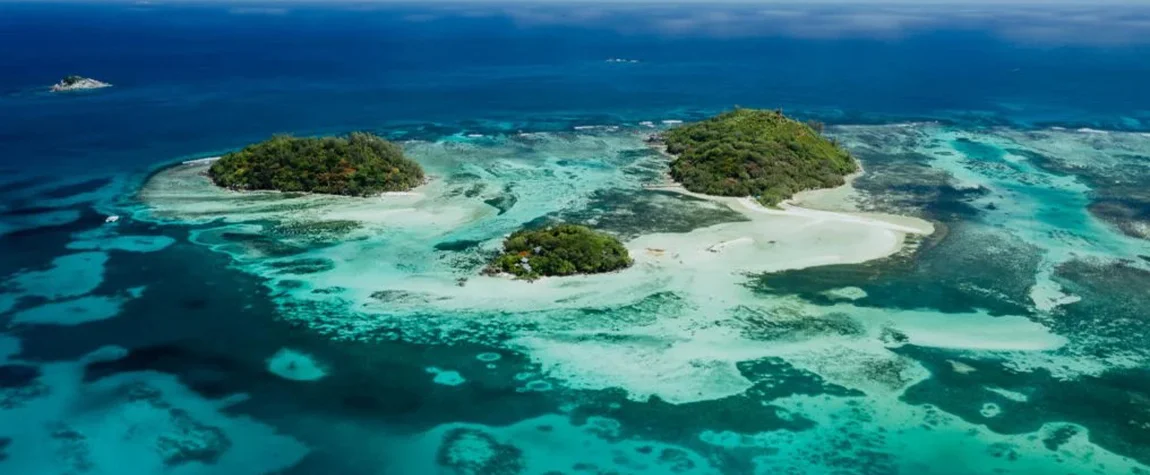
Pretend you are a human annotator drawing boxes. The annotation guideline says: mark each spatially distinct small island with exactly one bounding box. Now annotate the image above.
[50,75,112,92]
[487,224,633,279]
[208,132,425,196]
[660,108,857,206]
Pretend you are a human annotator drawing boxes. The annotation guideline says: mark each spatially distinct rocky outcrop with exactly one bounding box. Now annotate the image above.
[50,75,112,92]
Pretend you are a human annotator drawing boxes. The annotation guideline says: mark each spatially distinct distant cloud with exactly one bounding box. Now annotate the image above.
[491,3,1150,45]
[227,7,289,16]
[49,1,1150,46]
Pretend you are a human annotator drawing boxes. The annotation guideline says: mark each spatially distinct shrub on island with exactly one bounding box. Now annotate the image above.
[487,224,632,279]
[662,108,857,206]
[208,132,424,196]
[60,75,85,86]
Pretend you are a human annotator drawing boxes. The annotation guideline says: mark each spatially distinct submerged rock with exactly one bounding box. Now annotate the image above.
[157,409,232,466]
[436,428,524,475]
[266,348,329,381]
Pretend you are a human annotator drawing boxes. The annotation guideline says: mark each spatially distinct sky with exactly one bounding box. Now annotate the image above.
[4,0,1148,3]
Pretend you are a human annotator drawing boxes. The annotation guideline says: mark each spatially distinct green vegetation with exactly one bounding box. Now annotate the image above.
[208,132,425,196]
[488,224,632,279]
[61,75,84,86]
[662,108,857,206]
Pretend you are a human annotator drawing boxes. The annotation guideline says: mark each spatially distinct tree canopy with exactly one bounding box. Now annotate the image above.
[662,108,857,206]
[208,132,425,196]
[488,224,632,279]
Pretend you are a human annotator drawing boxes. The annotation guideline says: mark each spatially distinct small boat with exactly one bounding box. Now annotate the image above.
[104,215,120,223]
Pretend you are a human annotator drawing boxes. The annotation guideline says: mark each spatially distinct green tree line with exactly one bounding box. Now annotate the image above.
[663,108,856,206]
[208,132,425,196]
[488,224,632,280]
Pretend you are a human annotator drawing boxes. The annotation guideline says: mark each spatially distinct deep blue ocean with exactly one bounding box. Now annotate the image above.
[2,1,1150,175]
[3,2,1150,475]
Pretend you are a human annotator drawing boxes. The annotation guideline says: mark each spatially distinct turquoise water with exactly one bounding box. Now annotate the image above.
[4,2,1150,474]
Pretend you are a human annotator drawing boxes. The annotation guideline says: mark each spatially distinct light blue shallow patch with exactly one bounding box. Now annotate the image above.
[0,210,81,237]
[0,333,19,363]
[524,380,553,392]
[426,367,467,386]
[475,352,502,362]
[0,356,309,474]
[10,252,109,300]
[0,293,19,314]
[266,348,329,382]
[9,295,123,326]
[395,414,718,474]
[67,234,176,253]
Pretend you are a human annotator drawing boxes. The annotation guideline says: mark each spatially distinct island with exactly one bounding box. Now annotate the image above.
[207,132,425,196]
[50,75,112,92]
[487,224,633,279]
[659,108,857,206]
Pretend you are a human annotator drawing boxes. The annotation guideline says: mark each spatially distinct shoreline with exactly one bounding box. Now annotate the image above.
[642,135,933,251]
[141,129,935,296]
[136,127,935,319]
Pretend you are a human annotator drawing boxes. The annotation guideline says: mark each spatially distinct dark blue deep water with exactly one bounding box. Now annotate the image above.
[2,2,1150,175]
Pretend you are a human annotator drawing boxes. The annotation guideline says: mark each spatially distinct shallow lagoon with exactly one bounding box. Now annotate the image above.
[4,124,1144,473]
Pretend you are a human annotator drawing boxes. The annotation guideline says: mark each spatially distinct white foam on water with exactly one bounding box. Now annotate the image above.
[821,286,867,301]
[985,386,1029,403]
[475,352,502,362]
[181,156,220,165]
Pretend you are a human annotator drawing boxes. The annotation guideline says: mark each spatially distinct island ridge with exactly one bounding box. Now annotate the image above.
[659,108,857,206]
[208,132,425,196]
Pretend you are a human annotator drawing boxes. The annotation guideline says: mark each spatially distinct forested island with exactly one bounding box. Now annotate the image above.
[487,224,632,279]
[660,108,857,206]
[208,132,425,196]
